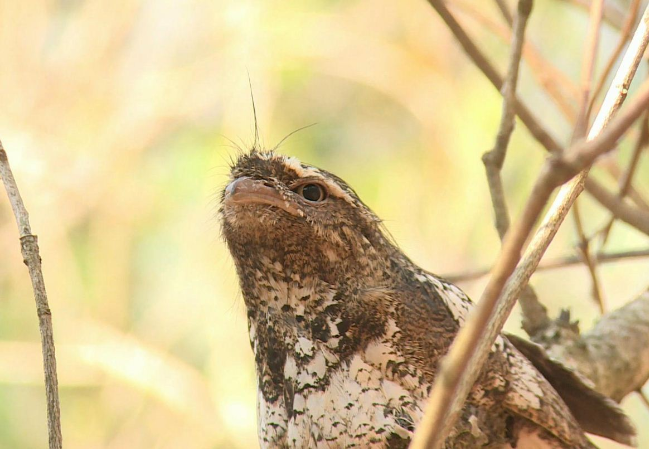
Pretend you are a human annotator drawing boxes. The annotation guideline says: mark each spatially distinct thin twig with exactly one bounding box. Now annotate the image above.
[571,0,605,313]
[573,200,606,313]
[585,177,649,234]
[560,0,626,29]
[412,5,649,446]
[588,0,642,118]
[481,0,551,338]
[444,248,649,282]
[427,0,563,154]
[616,114,648,198]
[452,1,579,123]
[599,110,649,244]
[431,0,649,235]
[636,388,649,410]
[573,0,603,139]
[601,158,649,211]
[481,0,529,240]
[0,143,62,449]
[493,0,513,26]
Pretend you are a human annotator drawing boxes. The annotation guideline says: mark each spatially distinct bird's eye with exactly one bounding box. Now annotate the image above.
[297,183,327,202]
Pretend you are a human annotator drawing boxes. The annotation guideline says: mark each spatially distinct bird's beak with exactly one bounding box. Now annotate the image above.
[224,176,301,216]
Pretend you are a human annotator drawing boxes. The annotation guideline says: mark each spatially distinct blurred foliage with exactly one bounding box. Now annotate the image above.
[0,0,648,448]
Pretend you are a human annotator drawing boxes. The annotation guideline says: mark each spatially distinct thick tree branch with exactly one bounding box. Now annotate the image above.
[0,143,62,449]
[540,289,649,403]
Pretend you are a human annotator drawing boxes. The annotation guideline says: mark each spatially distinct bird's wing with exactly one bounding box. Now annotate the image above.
[501,337,596,448]
[408,273,609,448]
[506,333,636,446]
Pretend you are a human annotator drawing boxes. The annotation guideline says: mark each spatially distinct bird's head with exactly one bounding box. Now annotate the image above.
[220,150,401,290]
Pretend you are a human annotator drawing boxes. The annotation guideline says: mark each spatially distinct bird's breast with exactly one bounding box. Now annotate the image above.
[257,334,431,448]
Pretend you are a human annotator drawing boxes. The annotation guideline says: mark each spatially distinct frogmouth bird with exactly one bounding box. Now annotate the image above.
[219,150,635,448]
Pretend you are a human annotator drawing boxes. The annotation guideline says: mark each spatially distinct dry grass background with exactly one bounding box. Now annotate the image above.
[0,1,648,448]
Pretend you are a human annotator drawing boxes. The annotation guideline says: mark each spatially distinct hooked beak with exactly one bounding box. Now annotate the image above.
[224,177,301,216]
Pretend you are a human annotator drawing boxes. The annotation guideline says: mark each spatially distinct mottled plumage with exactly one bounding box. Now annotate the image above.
[219,150,633,448]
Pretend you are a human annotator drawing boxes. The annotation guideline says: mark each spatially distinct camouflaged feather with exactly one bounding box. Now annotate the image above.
[220,150,595,448]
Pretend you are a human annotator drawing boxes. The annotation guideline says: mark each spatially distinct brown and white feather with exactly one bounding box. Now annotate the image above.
[220,150,632,448]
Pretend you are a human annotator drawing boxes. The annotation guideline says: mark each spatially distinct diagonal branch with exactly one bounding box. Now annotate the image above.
[412,4,649,447]
[585,177,649,234]
[453,1,580,122]
[493,0,513,26]
[431,0,649,239]
[573,0,602,140]
[598,110,649,244]
[588,0,642,118]
[427,0,563,154]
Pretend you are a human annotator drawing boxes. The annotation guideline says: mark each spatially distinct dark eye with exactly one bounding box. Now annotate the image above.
[297,183,327,202]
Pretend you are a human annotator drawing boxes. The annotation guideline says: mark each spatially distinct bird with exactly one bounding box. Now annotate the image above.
[219,149,635,448]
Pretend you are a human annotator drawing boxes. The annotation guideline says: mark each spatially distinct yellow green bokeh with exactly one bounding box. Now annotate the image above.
[0,1,647,448]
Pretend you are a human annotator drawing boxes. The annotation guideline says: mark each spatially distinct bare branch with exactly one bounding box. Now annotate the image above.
[0,143,62,449]
[413,4,649,447]
[559,0,626,29]
[570,0,605,313]
[428,0,563,154]
[443,247,649,282]
[493,0,513,26]
[573,0,602,139]
[617,115,648,199]
[482,0,552,342]
[481,0,529,240]
[588,0,642,118]
[411,1,535,446]
[434,0,648,231]
[573,201,606,312]
[598,110,649,244]
[585,177,649,234]
[453,1,579,122]
[601,158,649,211]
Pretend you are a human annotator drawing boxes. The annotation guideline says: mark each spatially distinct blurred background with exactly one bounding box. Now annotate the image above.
[0,0,648,448]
